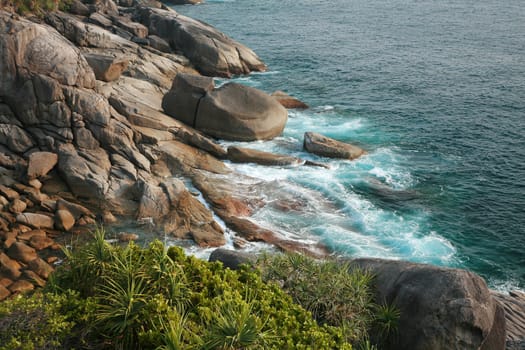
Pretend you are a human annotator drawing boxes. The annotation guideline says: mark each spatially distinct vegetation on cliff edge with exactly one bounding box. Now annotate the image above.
[0,228,398,349]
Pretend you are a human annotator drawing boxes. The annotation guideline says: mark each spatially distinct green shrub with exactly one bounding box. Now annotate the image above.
[0,290,91,350]
[0,228,399,349]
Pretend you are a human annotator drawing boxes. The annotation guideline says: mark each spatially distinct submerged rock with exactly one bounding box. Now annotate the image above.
[304,132,365,160]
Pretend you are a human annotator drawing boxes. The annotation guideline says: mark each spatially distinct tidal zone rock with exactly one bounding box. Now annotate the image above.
[304,132,365,160]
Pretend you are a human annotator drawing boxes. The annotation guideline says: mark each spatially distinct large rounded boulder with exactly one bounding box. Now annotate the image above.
[196,83,288,141]
[162,74,288,141]
[350,258,506,350]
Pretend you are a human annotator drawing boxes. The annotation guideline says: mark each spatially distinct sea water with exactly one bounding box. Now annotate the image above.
[173,0,525,290]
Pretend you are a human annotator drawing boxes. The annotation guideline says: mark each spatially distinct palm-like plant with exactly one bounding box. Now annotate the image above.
[203,298,270,350]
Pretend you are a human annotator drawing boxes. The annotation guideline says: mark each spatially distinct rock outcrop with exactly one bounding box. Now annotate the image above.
[350,258,506,350]
[304,132,366,160]
[137,7,266,77]
[162,73,288,141]
[227,146,303,166]
[492,291,525,350]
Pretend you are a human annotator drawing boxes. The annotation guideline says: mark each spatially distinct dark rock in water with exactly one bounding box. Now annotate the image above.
[350,258,506,350]
[304,132,365,160]
[227,146,303,166]
[271,90,309,109]
[137,7,266,77]
[196,83,288,141]
[492,291,525,350]
[209,248,255,270]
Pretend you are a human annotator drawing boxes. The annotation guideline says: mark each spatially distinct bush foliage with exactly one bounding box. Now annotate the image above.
[0,228,398,349]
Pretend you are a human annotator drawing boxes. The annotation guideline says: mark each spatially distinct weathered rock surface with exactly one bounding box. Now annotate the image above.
[138,7,266,77]
[162,73,215,126]
[7,242,37,264]
[227,146,303,166]
[27,152,58,179]
[197,83,287,141]
[349,258,506,350]
[271,90,309,109]
[163,73,288,141]
[83,53,129,82]
[304,132,365,160]
[55,209,75,231]
[0,252,21,280]
[492,291,525,350]
[16,213,54,230]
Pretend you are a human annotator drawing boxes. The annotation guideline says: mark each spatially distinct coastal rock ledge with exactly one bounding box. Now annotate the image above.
[350,258,506,350]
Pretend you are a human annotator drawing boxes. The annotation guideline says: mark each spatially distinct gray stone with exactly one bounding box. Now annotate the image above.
[196,83,288,141]
[162,73,215,127]
[349,258,505,350]
[304,132,365,160]
[0,124,34,153]
[137,8,266,77]
[147,34,171,52]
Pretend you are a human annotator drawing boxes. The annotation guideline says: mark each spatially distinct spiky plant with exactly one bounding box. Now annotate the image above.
[203,297,271,350]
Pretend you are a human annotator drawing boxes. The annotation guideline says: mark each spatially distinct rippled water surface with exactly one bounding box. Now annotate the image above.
[174,0,525,290]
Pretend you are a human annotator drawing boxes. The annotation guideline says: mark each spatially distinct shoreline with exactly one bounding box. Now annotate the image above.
[0,0,523,347]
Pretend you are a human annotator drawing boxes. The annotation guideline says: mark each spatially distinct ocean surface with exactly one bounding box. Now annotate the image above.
[173,0,525,291]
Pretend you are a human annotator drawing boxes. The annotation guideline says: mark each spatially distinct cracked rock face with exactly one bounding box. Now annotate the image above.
[138,7,266,77]
[162,73,288,141]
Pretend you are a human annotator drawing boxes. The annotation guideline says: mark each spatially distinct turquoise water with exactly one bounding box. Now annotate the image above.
[174,0,525,290]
